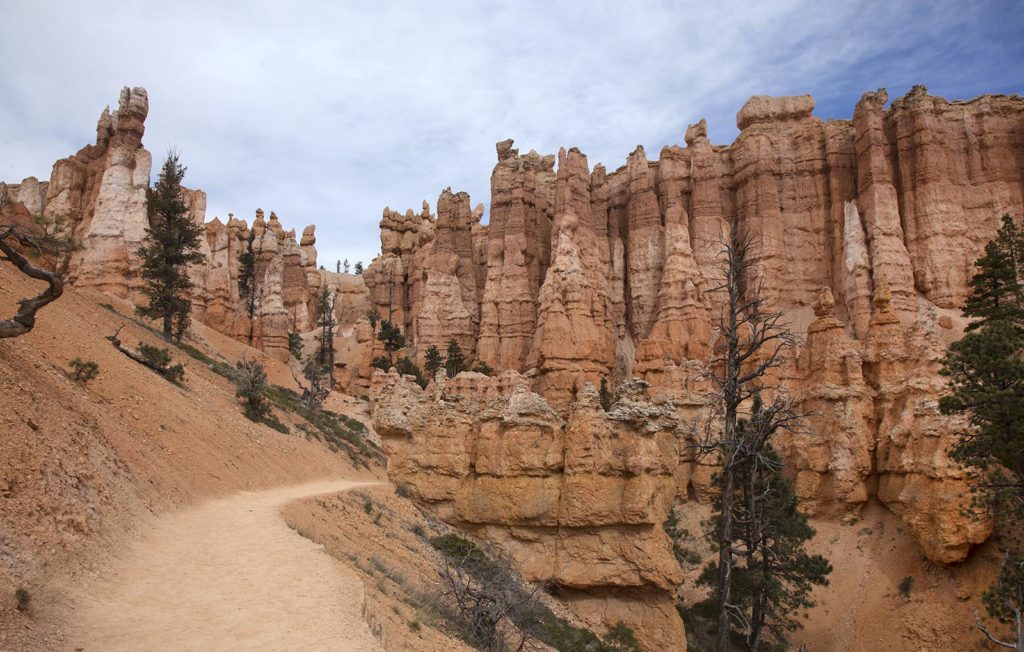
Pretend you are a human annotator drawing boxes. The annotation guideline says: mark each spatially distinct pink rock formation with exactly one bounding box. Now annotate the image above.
[372,370,686,651]
[361,87,1024,566]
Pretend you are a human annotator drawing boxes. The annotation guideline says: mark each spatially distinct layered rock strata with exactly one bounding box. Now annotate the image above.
[363,87,1024,564]
[372,369,687,651]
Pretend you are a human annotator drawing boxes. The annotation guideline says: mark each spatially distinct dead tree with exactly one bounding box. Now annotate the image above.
[699,221,801,652]
[0,225,65,338]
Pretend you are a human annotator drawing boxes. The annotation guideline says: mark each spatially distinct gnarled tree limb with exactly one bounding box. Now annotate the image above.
[0,227,64,338]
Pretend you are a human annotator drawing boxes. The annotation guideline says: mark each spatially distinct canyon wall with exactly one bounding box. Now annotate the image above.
[372,369,692,651]
[363,85,1024,566]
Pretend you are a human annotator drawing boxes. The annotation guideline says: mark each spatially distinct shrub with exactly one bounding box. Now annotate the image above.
[138,342,185,382]
[471,360,494,376]
[395,483,412,498]
[234,358,270,421]
[68,358,99,384]
[395,356,427,389]
[599,377,614,411]
[898,575,913,598]
[15,587,30,612]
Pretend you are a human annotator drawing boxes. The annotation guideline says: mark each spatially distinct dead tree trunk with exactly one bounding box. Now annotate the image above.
[0,227,64,338]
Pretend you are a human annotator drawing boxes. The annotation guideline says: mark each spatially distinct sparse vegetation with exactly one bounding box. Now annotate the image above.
[395,483,412,498]
[138,342,186,383]
[287,331,303,360]
[430,533,643,652]
[471,360,494,376]
[234,358,271,421]
[15,587,30,613]
[68,358,100,384]
[395,356,427,389]
[377,319,406,366]
[599,377,613,411]
[898,576,914,599]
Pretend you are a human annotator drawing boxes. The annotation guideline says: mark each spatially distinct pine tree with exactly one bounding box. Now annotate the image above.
[377,319,405,365]
[314,288,337,387]
[445,338,465,378]
[237,227,259,344]
[354,260,364,275]
[136,153,206,340]
[940,214,1024,650]
[343,258,350,274]
[424,344,443,379]
[696,423,830,651]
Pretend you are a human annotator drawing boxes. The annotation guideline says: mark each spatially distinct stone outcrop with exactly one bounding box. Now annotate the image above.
[372,369,687,651]
[361,86,1024,566]
[3,88,322,361]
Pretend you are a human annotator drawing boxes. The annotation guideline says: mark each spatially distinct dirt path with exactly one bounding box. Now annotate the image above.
[67,480,384,651]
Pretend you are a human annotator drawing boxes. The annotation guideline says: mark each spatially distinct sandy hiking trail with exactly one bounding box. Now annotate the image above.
[66,480,384,651]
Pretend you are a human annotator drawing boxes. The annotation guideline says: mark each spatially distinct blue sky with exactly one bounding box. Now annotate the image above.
[1,1,1021,269]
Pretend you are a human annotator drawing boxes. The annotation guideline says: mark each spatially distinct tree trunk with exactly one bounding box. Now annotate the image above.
[0,232,64,338]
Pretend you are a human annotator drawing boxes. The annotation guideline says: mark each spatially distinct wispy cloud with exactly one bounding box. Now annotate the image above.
[1,0,1020,268]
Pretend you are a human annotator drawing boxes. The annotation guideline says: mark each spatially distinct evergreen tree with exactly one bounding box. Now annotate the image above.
[962,215,1024,333]
[599,377,614,411]
[445,338,465,378]
[314,288,337,387]
[940,214,1024,649]
[136,153,206,340]
[354,260,364,275]
[335,259,340,273]
[395,356,427,389]
[237,227,259,344]
[343,258,350,273]
[366,308,380,334]
[695,427,831,651]
[424,344,443,379]
[377,319,406,365]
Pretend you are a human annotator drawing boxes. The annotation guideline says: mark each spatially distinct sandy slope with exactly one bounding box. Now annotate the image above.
[66,480,384,652]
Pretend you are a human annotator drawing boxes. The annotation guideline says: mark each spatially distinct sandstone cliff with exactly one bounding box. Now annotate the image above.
[363,86,1024,566]
[372,369,688,651]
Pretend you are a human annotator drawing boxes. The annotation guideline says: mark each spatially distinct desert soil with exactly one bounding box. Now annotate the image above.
[65,480,384,652]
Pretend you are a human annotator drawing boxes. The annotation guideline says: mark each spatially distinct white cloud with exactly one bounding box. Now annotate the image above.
[1,0,1019,268]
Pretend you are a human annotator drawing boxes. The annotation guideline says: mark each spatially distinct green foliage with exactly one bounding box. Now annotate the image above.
[471,360,494,376]
[898,575,913,599]
[940,215,1024,646]
[366,309,380,334]
[983,552,1024,625]
[15,587,30,612]
[695,444,831,650]
[138,342,186,383]
[262,383,381,466]
[287,331,303,360]
[237,227,258,342]
[300,359,330,409]
[962,215,1024,333]
[395,356,427,389]
[424,344,443,379]
[370,355,392,372]
[136,153,206,341]
[599,377,613,411]
[234,358,270,421]
[395,483,412,498]
[444,338,465,379]
[68,358,99,384]
[354,260,363,275]
[377,320,405,363]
